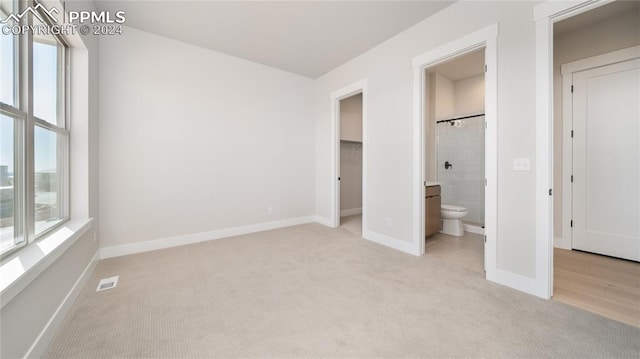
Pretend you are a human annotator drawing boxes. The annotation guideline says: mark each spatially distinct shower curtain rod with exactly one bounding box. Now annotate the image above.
[436,113,485,123]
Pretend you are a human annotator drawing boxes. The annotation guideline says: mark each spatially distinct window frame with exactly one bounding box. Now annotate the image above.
[0,0,70,259]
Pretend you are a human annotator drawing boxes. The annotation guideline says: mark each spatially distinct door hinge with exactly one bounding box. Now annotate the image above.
[570,220,573,227]
[485,64,487,72]
[571,130,574,138]
[484,235,487,243]
[485,178,487,186]
[423,181,426,186]
[571,85,574,93]
[549,188,552,196]
[571,175,573,182]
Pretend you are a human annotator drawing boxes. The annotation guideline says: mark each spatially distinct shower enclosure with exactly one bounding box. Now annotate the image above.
[436,114,485,226]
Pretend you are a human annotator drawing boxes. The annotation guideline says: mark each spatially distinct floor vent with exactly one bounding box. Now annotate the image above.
[96,276,119,291]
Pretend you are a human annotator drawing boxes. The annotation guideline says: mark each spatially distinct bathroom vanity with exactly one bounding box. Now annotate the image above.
[425,183,442,237]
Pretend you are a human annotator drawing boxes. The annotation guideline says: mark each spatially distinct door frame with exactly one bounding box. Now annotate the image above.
[559,45,640,251]
[412,23,498,281]
[533,0,615,299]
[330,80,368,229]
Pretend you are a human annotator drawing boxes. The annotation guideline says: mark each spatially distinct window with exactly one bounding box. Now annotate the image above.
[0,0,69,258]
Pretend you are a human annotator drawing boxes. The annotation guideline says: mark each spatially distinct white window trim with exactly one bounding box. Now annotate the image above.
[0,0,71,259]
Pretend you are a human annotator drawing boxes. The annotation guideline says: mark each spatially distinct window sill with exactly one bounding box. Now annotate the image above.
[0,218,94,308]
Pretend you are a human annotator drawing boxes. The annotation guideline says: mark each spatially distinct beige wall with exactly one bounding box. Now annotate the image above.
[425,73,455,180]
[553,7,640,239]
[340,142,363,212]
[455,75,485,115]
[434,73,455,120]
[340,94,363,142]
[425,74,436,181]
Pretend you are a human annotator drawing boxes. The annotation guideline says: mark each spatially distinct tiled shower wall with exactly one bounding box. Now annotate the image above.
[437,115,485,224]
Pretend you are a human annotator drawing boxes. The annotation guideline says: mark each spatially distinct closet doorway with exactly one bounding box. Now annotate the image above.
[330,79,367,235]
[338,93,363,234]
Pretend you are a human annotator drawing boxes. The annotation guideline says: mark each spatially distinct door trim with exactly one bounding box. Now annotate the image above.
[330,80,367,230]
[412,23,498,281]
[534,0,615,299]
[560,45,640,251]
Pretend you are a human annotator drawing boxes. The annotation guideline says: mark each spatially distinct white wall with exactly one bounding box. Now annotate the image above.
[315,1,538,279]
[553,8,640,239]
[98,27,315,248]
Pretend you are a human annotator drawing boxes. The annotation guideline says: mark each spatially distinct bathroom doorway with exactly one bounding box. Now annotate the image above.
[422,49,487,274]
[412,24,498,280]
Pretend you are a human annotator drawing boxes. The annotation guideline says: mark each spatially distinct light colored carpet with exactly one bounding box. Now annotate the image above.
[45,220,640,358]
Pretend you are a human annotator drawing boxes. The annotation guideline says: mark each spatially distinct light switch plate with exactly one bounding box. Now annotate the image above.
[513,158,531,171]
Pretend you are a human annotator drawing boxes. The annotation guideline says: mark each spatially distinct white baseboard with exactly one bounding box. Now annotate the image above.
[463,224,485,235]
[314,215,333,227]
[363,230,419,256]
[24,250,99,359]
[495,269,538,297]
[554,236,571,250]
[340,207,362,217]
[100,216,317,259]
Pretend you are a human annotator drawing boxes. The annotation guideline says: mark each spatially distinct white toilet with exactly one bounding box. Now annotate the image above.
[440,204,468,236]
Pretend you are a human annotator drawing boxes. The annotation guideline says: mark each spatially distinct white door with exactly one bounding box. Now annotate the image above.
[572,58,640,261]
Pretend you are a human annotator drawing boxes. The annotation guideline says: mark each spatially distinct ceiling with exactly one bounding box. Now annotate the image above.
[427,48,484,82]
[95,1,454,78]
[554,0,640,35]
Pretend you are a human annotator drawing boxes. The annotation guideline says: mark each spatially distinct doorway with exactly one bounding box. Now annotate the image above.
[412,24,498,280]
[338,93,363,235]
[539,0,640,326]
[423,49,486,275]
[330,79,367,235]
